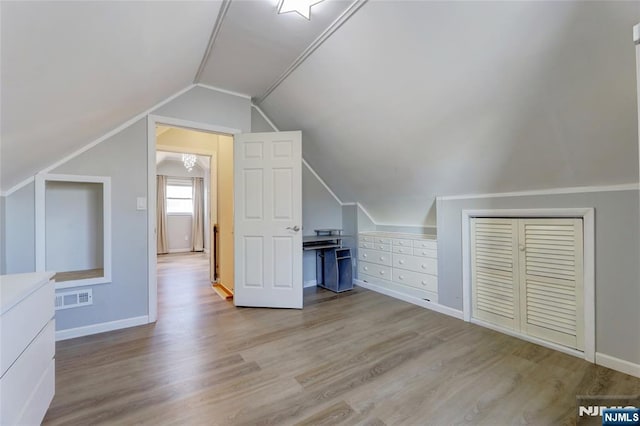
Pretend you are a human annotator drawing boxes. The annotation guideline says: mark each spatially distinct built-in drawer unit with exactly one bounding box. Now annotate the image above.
[393,253,437,275]
[358,262,391,281]
[358,232,438,305]
[413,247,437,258]
[392,269,437,293]
[1,272,56,426]
[358,248,392,266]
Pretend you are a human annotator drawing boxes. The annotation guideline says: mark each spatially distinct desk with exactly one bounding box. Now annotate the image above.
[303,231,353,293]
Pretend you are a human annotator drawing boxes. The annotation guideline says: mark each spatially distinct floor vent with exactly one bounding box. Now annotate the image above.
[55,289,93,310]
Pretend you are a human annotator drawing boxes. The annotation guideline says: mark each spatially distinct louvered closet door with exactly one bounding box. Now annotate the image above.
[519,219,584,350]
[471,218,520,330]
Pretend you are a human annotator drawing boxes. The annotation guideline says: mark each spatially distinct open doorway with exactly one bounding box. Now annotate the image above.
[154,124,235,306]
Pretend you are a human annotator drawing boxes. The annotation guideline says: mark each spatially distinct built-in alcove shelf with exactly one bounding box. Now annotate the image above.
[54,268,105,283]
[35,174,112,290]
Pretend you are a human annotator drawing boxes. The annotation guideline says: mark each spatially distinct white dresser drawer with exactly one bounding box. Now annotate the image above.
[372,236,391,245]
[359,241,375,249]
[393,253,438,275]
[392,238,413,247]
[393,269,437,292]
[358,262,391,281]
[1,279,54,377]
[0,319,55,426]
[392,245,412,255]
[359,248,392,266]
[413,239,437,250]
[413,247,437,258]
[360,235,374,243]
[373,243,391,252]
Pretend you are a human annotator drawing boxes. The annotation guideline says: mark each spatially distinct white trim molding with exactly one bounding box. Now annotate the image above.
[461,208,596,363]
[35,173,112,290]
[633,23,639,44]
[193,0,232,83]
[437,183,638,202]
[56,315,149,341]
[595,353,640,378]
[147,114,242,323]
[196,83,251,100]
[355,279,464,320]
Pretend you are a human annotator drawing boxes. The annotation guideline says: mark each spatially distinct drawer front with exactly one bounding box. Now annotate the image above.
[373,243,391,252]
[392,238,413,247]
[393,269,438,292]
[359,248,392,266]
[359,241,374,249]
[413,239,437,250]
[393,253,438,275]
[413,247,437,258]
[0,319,55,426]
[372,236,391,245]
[392,245,413,255]
[1,280,54,377]
[358,262,391,281]
[359,235,374,243]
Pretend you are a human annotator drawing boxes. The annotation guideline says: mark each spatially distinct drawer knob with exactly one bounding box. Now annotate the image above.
[363,254,367,257]
[422,280,427,285]
[378,239,383,242]
[379,257,385,261]
[422,251,427,255]
[421,264,427,269]
[364,266,368,271]
[379,245,384,249]
[399,275,404,280]
[380,271,385,275]
[399,260,405,265]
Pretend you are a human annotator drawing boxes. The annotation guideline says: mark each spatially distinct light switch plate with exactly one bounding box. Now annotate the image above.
[136,197,147,210]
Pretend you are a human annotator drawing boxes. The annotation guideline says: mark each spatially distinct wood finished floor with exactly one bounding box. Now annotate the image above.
[44,253,640,425]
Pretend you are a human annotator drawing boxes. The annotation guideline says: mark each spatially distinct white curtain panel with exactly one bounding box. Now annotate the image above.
[156,175,169,254]
[192,177,205,252]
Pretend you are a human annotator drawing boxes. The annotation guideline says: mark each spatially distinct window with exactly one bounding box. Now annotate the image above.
[166,180,193,214]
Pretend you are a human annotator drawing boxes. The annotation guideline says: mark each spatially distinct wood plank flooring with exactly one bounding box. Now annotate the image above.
[44,253,640,425]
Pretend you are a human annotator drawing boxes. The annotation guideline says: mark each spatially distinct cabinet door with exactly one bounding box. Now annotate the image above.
[471,218,520,330]
[519,219,584,350]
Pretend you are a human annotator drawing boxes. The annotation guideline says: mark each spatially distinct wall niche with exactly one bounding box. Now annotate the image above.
[36,174,111,289]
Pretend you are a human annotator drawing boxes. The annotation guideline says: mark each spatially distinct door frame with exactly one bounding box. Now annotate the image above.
[147,114,240,323]
[461,208,595,362]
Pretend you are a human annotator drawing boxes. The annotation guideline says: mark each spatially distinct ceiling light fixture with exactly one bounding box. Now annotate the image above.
[182,153,197,172]
[277,0,324,20]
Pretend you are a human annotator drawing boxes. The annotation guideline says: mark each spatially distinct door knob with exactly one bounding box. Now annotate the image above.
[286,226,300,232]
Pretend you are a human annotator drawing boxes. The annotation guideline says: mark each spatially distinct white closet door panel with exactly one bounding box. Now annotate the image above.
[471,218,520,330]
[519,219,584,350]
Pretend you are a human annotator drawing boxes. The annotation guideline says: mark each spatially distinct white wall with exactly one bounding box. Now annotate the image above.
[45,181,103,272]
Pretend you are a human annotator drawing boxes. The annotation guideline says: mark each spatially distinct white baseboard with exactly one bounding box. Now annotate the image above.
[204,248,210,254]
[354,279,463,320]
[56,315,150,341]
[304,279,317,288]
[596,352,640,378]
[168,248,191,253]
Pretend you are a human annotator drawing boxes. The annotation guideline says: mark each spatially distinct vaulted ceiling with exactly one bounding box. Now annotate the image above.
[2,1,639,225]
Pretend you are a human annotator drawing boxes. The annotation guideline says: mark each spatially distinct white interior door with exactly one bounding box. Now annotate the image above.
[234,131,303,308]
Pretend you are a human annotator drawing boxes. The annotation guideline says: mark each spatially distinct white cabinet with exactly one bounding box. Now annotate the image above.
[0,272,56,426]
[358,232,438,303]
[471,218,584,351]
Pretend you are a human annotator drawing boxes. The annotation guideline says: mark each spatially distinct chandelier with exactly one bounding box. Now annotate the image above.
[182,153,197,172]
